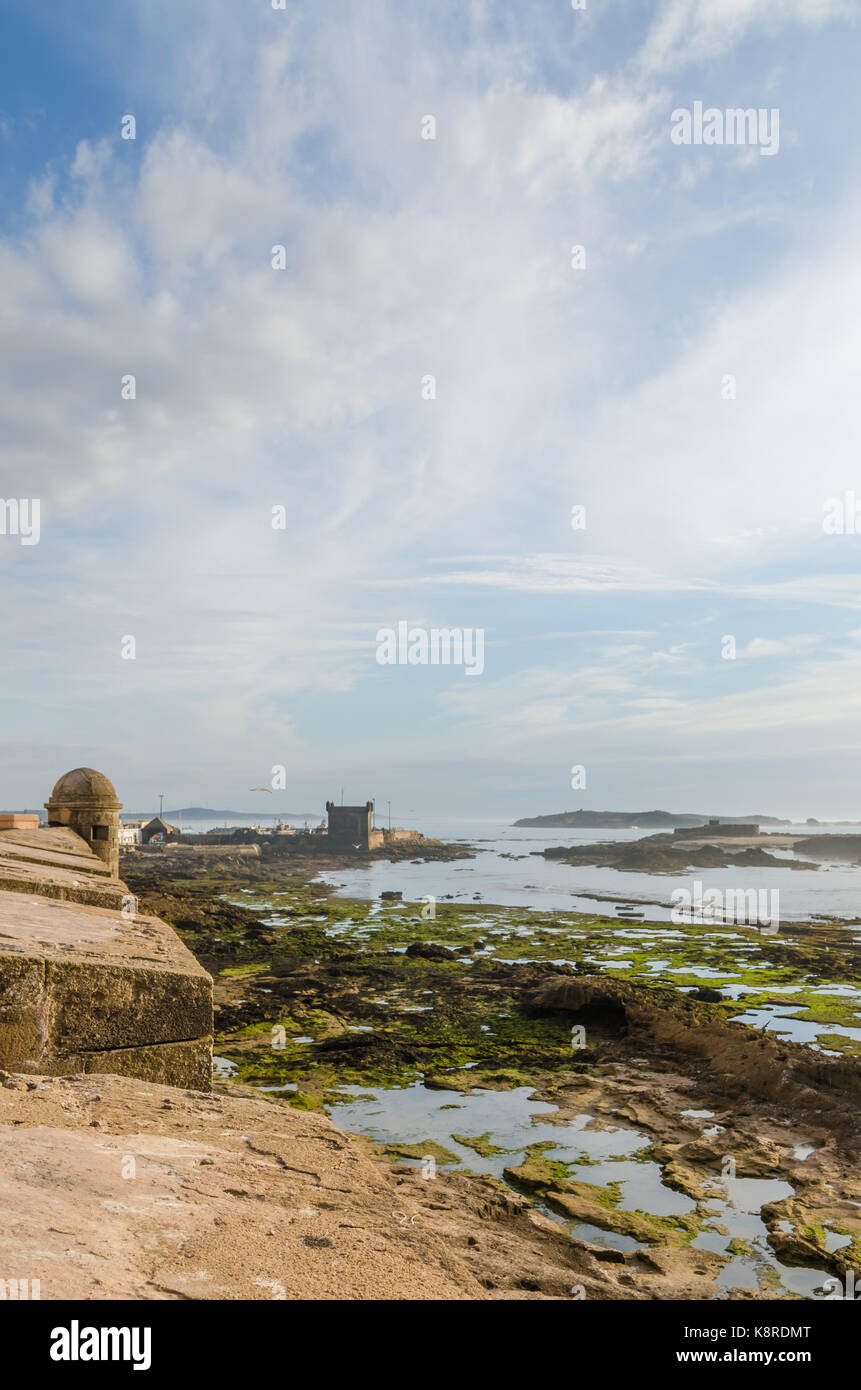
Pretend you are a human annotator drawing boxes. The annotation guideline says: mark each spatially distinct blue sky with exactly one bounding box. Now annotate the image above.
[2,0,861,820]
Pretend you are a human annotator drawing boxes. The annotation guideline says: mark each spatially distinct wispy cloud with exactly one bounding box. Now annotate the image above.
[1,0,859,813]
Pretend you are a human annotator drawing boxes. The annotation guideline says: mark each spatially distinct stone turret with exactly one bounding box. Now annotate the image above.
[45,767,123,878]
[326,800,375,849]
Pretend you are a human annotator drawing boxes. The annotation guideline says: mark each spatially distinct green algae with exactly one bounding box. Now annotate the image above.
[288,1091,325,1111]
[507,1159,702,1247]
[383,1140,460,1165]
[451,1132,510,1158]
[756,1264,784,1292]
[122,861,861,1296]
[172,874,856,1032]
[204,882,861,1107]
[809,1033,859,1055]
[727,1238,754,1256]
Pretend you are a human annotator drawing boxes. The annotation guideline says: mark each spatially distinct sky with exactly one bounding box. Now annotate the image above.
[2,0,861,822]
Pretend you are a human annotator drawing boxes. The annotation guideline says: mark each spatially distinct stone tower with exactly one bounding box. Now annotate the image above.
[325,801,374,849]
[45,767,123,878]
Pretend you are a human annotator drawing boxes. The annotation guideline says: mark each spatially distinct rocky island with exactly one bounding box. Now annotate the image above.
[514,810,791,829]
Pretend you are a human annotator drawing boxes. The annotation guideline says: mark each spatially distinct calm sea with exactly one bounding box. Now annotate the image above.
[169,816,861,922]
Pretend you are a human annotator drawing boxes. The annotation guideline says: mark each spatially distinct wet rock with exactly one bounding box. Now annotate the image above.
[270,957,315,977]
[660,1157,712,1201]
[0,1072,29,1091]
[405,942,456,961]
[530,974,861,1114]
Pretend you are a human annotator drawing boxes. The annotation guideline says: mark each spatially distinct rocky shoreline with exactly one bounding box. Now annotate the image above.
[111,844,861,1299]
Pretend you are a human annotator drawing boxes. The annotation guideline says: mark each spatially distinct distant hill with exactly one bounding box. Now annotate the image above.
[123,807,319,821]
[513,810,791,829]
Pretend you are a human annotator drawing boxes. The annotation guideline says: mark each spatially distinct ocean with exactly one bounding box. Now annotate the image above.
[314,819,861,923]
[170,816,861,922]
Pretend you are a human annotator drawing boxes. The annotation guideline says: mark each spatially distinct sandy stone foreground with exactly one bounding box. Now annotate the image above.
[0,1069,632,1301]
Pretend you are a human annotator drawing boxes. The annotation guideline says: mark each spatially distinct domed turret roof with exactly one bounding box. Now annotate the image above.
[46,767,121,808]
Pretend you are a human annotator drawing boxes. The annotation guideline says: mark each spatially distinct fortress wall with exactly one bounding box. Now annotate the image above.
[0,828,213,1091]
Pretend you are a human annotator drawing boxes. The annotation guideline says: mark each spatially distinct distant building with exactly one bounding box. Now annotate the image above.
[118,818,146,846]
[324,801,426,851]
[325,801,381,849]
[673,819,759,840]
[141,816,181,845]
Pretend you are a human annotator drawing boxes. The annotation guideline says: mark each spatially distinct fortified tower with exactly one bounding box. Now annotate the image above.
[326,800,375,849]
[45,767,123,878]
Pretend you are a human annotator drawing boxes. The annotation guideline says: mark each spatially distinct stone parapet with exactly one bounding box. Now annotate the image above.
[0,825,213,1090]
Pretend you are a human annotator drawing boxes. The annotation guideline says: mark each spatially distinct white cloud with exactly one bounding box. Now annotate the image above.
[1,0,860,810]
[638,0,854,73]
[737,635,820,658]
[385,555,710,593]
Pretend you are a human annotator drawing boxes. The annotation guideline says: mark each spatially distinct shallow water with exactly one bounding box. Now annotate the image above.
[324,1080,834,1298]
[728,1002,861,1050]
[328,1082,644,1178]
[237,889,861,1057]
[696,1186,828,1298]
[568,1221,644,1253]
[311,819,861,921]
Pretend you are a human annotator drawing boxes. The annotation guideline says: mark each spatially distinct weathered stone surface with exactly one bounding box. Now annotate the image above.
[0,827,213,1090]
[0,898,212,1085]
[531,973,861,1108]
[0,870,125,909]
[0,955,44,1061]
[0,1072,487,1300]
[0,825,114,875]
[78,1037,214,1090]
[46,954,211,1052]
[0,1071,640,1301]
[0,826,123,907]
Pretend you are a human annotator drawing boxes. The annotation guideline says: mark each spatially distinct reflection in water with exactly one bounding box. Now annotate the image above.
[326,1080,833,1298]
[314,818,861,921]
[729,1002,861,1052]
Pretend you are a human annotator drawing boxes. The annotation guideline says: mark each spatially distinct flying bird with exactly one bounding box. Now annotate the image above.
[249,786,274,794]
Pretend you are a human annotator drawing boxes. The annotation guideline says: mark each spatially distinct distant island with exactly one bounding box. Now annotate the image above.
[123,807,319,821]
[513,809,792,829]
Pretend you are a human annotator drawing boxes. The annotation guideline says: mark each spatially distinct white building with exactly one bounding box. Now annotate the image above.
[118,820,145,846]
